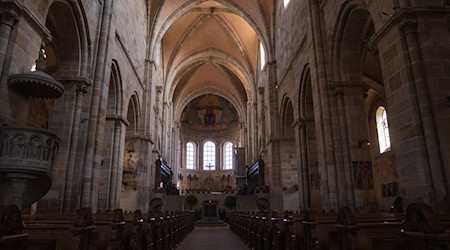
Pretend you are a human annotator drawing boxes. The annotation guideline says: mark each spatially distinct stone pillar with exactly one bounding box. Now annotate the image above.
[80,0,114,208]
[257,87,265,153]
[265,60,283,211]
[63,83,88,213]
[154,85,163,150]
[293,118,309,208]
[0,10,17,76]
[398,19,447,208]
[334,87,355,208]
[308,0,338,211]
[239,122,245,147]
[8,174,29,210]
[109,118,127,209]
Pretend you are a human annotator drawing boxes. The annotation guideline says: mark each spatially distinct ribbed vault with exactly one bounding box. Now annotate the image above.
[150,0,272,122]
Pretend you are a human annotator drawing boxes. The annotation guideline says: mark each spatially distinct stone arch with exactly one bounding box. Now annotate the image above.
[44,0,90,77]
[174,87,246,128]
[107,61,123,116]
[298,65,320,210]
[167,48,254,104]
[280,96,295,137]
[126,94,141,135]
[279,95,299,210]
[331,1,397,210]
[26,0,91,130]
[97,61,125,211]
[119,93,142,212]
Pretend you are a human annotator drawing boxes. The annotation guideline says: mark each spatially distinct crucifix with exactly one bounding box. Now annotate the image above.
[198,102,223,126]
[205,163,214,171]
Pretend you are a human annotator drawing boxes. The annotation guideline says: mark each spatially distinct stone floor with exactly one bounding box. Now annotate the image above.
[176,226,250,250]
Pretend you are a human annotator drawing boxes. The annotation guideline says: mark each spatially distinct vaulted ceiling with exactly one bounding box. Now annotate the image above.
[149,0,273,122]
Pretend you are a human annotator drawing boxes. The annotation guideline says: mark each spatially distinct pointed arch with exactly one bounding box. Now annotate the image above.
[107,60,123,116]
[280,95,295,137]
[127,93,141,134]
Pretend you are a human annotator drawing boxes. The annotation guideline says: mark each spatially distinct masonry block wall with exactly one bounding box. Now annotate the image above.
[0,0,448,214]
[274,0,449,212]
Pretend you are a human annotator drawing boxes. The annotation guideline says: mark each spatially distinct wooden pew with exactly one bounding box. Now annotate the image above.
[20,208,195,250]
[401,203,450,249]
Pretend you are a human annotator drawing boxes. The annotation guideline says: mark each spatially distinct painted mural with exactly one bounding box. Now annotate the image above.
[181,94,239,130]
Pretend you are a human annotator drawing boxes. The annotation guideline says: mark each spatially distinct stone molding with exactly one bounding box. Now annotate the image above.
[367,8,448,48]
[106,115,130,127]
[0,9,18,27]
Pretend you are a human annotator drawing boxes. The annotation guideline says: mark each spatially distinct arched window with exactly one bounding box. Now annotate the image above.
[186,142,195,169]
[203,141,216,170]
[223,142,233,170]
[260,42,266,70]
[376,106,391,153]
[284,0,291,8]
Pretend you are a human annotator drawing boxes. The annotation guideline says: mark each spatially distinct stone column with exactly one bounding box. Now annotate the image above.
[109,118,127,209]
[257,87,265,153]
[308,0,338,211]
[293,117,309,208]
[8,173,29,210]
[80,0,114,208]
[239,122,245,147]
[399,19,447,208]
[63,83,88,213]
[154,85,163,150]
[334,87,355,208]
[0,10,17,76]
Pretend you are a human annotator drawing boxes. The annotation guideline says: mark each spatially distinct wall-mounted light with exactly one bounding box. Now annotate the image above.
[358,139,370,149]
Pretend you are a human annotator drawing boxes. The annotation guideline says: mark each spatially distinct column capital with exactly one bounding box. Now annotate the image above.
[106,115,130,127]
[258,87,265,95]
[399,15,418,36]
[334,88,344,98]
[0,10,19,27]
[76,84,89,95]
[292,117,306,129]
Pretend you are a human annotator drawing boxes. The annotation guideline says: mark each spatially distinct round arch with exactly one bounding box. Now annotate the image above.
[45,0,91,77]
[166,48,254,103]
[174,87,246,128]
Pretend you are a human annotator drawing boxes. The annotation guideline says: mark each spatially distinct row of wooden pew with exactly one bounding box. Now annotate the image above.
[0,204,195,250]
[229,203,450,250]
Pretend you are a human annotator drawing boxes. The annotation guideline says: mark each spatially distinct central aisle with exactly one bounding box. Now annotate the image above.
[176,226,250,250]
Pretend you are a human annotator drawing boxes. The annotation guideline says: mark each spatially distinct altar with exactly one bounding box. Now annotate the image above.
[201,200,218,222]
